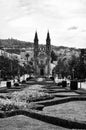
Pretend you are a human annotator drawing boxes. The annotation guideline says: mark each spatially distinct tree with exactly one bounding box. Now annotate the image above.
[51,50,57,63]
[68,55,79,79]
[75,50,86,80]
[25,53,29,64]
[0,55,26,79]
[68,51,86,80]
[54,58,69,78]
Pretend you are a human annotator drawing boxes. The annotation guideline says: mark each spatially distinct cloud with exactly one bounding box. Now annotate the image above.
[0,0,86,48]
[82,29,86,32]
[68,26,78,30]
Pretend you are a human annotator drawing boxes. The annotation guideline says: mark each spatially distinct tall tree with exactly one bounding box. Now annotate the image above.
[51,50,57,63]
[25,53,29,64]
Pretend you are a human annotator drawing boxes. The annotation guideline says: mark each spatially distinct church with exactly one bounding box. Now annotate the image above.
[33,31,51,77]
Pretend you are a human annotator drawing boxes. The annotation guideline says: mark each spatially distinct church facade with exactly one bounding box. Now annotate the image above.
[33,31,51,77]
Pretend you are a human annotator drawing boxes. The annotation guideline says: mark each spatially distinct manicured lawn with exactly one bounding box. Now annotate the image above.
[43,101,86,122]
[0,115,69,130]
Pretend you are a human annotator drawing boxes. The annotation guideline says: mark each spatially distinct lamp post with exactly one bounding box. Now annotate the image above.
[72,68,75,80]
[18,65,20,82]
[0,70,1,86]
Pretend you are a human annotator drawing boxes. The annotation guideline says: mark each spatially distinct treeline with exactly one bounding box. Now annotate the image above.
[0,56,26,80]
[0,38,33,49]
[52,49,86,80]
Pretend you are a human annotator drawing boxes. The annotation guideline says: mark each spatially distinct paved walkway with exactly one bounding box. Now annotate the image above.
[0,78,86,95]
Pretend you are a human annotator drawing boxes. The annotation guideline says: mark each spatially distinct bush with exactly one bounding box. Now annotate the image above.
[26,77,30,81]
[14,82,19,86]
[0,98,28,111]
[21,80,26,84]
[50,77,54,81]
[62,81,67,88]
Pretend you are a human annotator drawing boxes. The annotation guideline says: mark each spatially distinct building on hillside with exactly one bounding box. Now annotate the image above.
[20,48,33,61]
[33,31,51,77]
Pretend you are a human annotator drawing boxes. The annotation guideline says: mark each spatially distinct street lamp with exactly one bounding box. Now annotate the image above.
[0,70,1,85]
[72,68,75,80]
[18,65,20,82]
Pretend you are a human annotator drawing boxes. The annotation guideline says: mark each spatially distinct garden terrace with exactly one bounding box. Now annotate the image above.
[0,81,86,129]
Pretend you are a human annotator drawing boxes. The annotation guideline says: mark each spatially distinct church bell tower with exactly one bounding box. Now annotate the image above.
[33,31,51,78]
[46,31,51,76]
[34,31,39,76]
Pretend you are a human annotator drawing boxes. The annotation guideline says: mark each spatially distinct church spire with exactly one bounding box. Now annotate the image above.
[34,31,39,58]
[46,31,50,43]
[34,31,38,42]
[46,31,51,76]
[46,31,51,55]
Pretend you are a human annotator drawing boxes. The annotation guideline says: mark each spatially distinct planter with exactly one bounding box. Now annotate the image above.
[6,81,11,89]
[70,80,78,90]
[62,81,67,88]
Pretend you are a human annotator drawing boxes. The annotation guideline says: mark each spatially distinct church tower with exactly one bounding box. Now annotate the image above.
[46,31,51,76]
[33,31,51,78]
[34,31,39,76]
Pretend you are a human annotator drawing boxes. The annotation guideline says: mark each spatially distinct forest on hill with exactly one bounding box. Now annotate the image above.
[0,38,33,49]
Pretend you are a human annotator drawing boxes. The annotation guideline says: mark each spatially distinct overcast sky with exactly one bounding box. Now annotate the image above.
[0,0,86,48]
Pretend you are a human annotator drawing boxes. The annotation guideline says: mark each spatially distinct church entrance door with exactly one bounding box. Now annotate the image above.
[40,68,44,76]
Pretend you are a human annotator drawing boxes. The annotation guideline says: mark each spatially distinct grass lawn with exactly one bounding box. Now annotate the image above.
[0,115,69,130]
[43,101,86,122]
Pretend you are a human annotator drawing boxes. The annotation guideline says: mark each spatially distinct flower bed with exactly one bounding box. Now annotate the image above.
[11,87,51,102]
[0,86,52,111]
[0,98,28,111]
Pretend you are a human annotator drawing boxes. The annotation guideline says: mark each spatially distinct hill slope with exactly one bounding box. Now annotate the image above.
[0,38,33,49]
[0,38,81,59]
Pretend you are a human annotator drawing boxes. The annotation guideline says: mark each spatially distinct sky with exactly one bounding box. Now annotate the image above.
[0,0,86,48]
